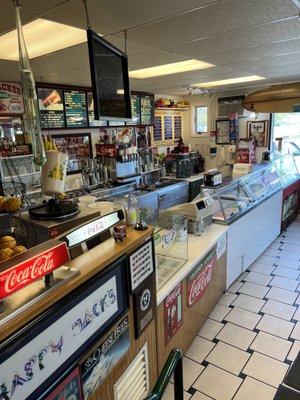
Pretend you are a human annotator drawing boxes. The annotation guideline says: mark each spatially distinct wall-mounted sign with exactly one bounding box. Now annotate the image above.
[0,82,24,115]
[186,248,217,307]
[64,90,88,128]
[141,95,154,125]
[45,366,83,400]
[132,274,155,339]
[0,257,128,400]
[37,87,65,129]
[128,239,154,292]
[164,282,183,344]
[0,242,69,300]
[80,315,130,399]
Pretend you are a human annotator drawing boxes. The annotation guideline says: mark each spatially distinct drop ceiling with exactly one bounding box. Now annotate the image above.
[1,0,300,96]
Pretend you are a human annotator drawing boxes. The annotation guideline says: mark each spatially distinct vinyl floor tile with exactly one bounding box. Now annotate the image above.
[231,293,266,313]
[218,291,238,307]
[249,331,292,362]
[227,281,243,294]
[208,304,231,322]
[275,258,300,269]
[255,314,295,339]
[242,351,289,388]
[224,307,261,330]
[205,341,250,375]
[238,281,270,299]
[273,266,300,280]
[249,262,276,275]
[287,340,300,362]
[232,376,277,400]
[292,306,300,321]
[216,322,257,351]
[269,275,299,291]
[197,318,224,341]
[193,364,243,400]
[290,321,300,340]
[256,254,278,266]
[185,336,215,364]
[182,356,205,391]
[190,392,213,400]
[263,248,281,258]
[278,250,300,261]
[161,383,191,400]
[260,299,297,321]
[281,243,300,252]
[265,286,298,305]
[243,271,272,286]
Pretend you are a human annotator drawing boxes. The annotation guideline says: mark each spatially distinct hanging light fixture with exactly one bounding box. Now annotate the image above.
[13,0,46,166]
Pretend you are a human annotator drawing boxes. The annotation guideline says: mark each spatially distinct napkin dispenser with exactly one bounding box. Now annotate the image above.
[204,169,222,186]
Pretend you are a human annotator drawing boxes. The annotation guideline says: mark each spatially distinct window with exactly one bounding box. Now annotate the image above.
[195,106,208,134]
[271,112,300,169]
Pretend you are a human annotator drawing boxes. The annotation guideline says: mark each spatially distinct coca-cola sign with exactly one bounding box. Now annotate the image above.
[0,243,69,300]
[186,249,217,307]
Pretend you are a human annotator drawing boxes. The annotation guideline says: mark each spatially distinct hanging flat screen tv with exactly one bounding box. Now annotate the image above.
[87,29,132,122]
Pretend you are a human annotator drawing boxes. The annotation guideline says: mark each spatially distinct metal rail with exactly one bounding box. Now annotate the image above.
[144,348,183,400]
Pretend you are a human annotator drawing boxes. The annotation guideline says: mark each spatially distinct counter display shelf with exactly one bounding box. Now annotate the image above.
[154,214,188,291]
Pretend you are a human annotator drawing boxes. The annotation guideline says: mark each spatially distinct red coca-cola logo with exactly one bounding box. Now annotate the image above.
[0,243,69,300]
[187,257,216,307]
[166,283,182,307]
[88,221,104,236]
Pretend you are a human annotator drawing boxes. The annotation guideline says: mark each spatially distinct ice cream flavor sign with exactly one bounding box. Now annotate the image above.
[0,82,24,114]
[0,260,128,399]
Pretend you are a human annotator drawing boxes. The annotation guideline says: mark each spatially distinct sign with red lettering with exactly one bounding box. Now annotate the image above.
[164,282,183,344]
[186,248,217,307]
[0,82,24,114]
[0,242,69,300]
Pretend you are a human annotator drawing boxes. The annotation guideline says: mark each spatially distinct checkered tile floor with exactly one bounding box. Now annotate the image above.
[162,217,300,400]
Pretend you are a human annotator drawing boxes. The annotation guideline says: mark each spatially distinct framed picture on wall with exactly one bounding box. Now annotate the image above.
[216,119,230,144]
[44,366,83,400]
[247,120,269,147]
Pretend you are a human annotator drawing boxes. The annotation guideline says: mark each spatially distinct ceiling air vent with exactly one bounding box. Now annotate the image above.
[218,95,250,118]
[113,343,149,400]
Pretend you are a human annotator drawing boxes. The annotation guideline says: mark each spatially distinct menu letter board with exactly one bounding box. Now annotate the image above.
[64,90,88,128]
[130,94,141,125]
[87,91,107,127]
[141,95,154,125]
[37,87,65,129]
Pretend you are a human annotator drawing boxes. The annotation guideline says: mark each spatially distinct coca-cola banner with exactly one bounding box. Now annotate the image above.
[164,281,183,345]
[186,247,217,307]
[0,242,69,300]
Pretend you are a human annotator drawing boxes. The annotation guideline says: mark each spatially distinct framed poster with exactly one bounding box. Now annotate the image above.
[216,119,230,144]
[37,87,65,129]
[79,314,130,399]
[247,120,269,147]
[164,282,183,344]
[0,256,129,400]
[44,366,83,400]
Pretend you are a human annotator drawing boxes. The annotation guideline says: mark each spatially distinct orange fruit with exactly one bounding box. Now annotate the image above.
[0,248,14,261]
[13,245,27,255]
[0,236,16,249]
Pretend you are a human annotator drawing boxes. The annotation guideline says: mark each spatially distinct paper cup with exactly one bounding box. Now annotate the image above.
[42,151,68,195]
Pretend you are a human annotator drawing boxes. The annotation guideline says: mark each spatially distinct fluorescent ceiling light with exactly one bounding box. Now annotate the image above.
[192,75,266,88]
[0,19,87,61]
[129,59,214,79]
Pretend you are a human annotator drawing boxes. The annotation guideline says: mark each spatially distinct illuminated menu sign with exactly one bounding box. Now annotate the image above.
[141,95,154,125]
[37,87,65,129]
[64,90,88,128]
[87,91,107,127]
[130,94,141,125]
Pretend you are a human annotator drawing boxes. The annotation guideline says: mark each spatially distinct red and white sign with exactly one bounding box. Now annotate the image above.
[0,242,69,300]
[95,144,118,158]
[164,282,183,344]
[0,82,24,115]
[186,249,217,307]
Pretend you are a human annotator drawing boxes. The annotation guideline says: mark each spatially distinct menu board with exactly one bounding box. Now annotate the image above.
[130,94,141,125]
[164,115,173,140]
[37,87,65,129]
[141,95,154,125]
[87,91,107,127]
[64,89,88,128]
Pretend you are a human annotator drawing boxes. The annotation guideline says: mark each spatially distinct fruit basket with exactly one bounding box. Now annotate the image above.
[0,181,26,213]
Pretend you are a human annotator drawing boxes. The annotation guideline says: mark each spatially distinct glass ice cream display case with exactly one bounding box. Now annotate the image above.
[154,213,188,290]
[273,153,299,187]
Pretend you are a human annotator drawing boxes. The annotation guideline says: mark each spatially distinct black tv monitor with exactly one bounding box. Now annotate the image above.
[87,29,132,122]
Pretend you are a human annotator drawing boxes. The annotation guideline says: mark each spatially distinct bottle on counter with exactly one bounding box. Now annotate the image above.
[124,192,137,226]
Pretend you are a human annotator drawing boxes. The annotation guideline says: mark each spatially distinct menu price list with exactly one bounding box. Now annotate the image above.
[154,115,163,142]
[64,90,88,128]
[141,96,154,125]
[130,94,141,125]
[164,116,173,140]
[37,88,65,129]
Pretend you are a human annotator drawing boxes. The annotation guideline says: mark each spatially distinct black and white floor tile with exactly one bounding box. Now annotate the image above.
[162,217,300,400]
